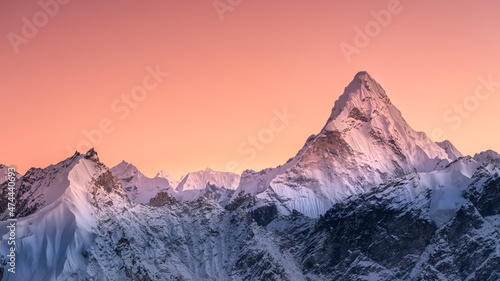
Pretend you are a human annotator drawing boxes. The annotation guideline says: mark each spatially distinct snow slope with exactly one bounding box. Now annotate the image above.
[0,150,103,280]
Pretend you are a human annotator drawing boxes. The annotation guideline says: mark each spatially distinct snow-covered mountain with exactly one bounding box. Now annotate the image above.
[437,140,464,160]
[233,71,453,217]
[176,168,240,192]
[473,149,500,167]
[173,168,240,201]
[1,71,500,280]
[0,154,87,220]
[110,163,239,205]
[0,150,133,280]
[2,147,500,280]
[109,161,173,204]
[298,157,500,280]
[155,169,179,188]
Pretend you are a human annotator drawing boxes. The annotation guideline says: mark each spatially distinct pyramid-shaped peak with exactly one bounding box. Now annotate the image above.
[325,72,391,127]
[346,71,388,98]
[116,160,133,168]
[110,160,141,178]
[155,169,170,178]
[436,140,463,161]
[317,71,449,167]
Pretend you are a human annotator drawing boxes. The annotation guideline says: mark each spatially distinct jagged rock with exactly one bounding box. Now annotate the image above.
[149,191,177,207]
[249,204,278,226]
[225,191,256,211]
[95,170,121,193]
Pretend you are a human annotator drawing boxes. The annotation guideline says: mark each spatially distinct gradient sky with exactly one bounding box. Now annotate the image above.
[1,0,499,179]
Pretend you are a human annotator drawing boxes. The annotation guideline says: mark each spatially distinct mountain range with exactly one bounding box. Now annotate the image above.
[1,72,499,280]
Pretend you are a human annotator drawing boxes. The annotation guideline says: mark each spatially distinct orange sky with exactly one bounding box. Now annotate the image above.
[1,0,499,179]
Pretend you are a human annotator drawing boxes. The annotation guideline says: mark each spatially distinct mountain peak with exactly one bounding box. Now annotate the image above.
[473,150,500,167]
[176,168,240,192]
[155,169,170,178]
[118,160,131,166]
[324,72,391,129]
[436,140,463,161]
[353,70,372,81]
[348,71,388,97]
[234,72,451,217]
[320,72,448,168]
[110,160,140,179]
[84,148,99,161]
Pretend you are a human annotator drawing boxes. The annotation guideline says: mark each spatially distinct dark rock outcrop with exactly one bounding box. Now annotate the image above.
[149,191,177,207]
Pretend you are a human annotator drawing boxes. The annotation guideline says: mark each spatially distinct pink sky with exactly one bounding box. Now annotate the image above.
[1,0,499,179]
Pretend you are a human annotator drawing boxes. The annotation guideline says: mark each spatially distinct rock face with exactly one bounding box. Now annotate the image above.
[149,191,177,207]
[1,72,500,280]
